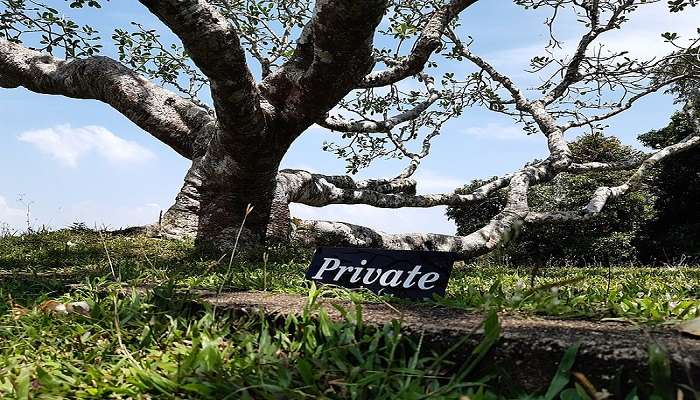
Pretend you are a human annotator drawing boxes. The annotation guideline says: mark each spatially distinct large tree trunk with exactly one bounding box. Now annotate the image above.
[159,159,204,239]
[160,136,292,252]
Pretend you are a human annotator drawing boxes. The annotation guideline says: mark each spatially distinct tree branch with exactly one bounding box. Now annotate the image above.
[279,168,514,208]
[293,125,700,258]
[0,38,213,159]
[292,164,550,260]
[559,74,695,131]
[540,0,634,105]
[320,74,440,133]
[448,33,572,169]
[529,129,700,223]
[138,0,265,136]
[278,169,417,199]
[359,0,479,88]
[565,159,643,173]
[261,0,388,137]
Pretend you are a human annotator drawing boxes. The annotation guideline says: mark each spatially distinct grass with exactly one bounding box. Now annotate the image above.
[0,272,526,397]
[0,283,506,399]
[2,228,698,324]
[0,228,698,398]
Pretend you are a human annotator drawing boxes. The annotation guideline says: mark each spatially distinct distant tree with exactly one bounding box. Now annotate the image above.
[637,96,700,263]
[447,133,653,264]
[1,0,699,259]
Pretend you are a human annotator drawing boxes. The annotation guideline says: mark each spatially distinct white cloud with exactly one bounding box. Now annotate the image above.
[598,3,699,60]
[413,170,465,193]
[18,124,155,167]
[463,122,536,141]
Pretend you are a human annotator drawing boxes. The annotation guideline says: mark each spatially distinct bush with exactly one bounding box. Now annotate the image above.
[447,133,653,265]
[636,104,700,263]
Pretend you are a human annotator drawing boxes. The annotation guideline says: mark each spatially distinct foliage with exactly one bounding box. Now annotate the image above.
[1,0,698,260]
[447,133,653,265]
[0,0,104,58]
[636,99,700,263]
[112,22,210,107]
[444,262,700,323]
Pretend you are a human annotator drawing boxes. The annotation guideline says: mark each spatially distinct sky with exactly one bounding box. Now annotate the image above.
[0,0,698,235]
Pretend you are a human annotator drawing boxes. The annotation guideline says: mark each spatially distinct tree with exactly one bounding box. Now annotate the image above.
[637,96,700,262]
[447,133,653,265]
[1,0,699,259]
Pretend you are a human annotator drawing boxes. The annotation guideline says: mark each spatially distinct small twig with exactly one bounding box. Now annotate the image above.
[112,295,139,366]
[98,226,118,281]
[17,194,34,234]
[262,252,269,292]
[141,249,155,270]
[218,204,254,296]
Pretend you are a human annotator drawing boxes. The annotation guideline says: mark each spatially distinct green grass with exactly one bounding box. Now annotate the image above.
[0,228,698,398]
[0,283,507,399]
[2,228,698,324]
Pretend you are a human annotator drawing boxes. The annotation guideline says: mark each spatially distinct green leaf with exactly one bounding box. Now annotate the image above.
[12,368,31,400]
[297,359,314,386]
[543,343,580,400]
[559,388,584,400]
[455,310,501,380]
[648,344,674,400]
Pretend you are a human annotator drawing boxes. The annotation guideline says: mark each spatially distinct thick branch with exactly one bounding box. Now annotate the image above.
[393,127,443,180]
[292,164,550,260]
[450,37,572,169]
[292,101,700,258]
[0,38,213,158]
[138,0,265,135]
[529,130,700,223]
[526,101,572,170]
[359,0,479,88]
[447,20,582,170]
[294,129,699,258]
[278,169,416,201]
[280,169,513,208]
[261,0,388,136]
[565,159,642,173]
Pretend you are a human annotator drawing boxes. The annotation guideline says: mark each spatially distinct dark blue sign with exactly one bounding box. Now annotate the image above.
[306,247,457,299]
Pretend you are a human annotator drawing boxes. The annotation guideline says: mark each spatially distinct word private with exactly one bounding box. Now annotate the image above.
[313,258,440,289]
[305,247,456,299]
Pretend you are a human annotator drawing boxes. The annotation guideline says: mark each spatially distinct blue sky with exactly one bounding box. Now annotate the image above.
[0,0,698,235]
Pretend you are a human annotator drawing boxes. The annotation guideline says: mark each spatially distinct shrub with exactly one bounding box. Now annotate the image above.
[636,103,700,263]
[447,133,653,265]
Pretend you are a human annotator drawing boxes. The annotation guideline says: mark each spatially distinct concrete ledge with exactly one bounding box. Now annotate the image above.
[200,291,700,392]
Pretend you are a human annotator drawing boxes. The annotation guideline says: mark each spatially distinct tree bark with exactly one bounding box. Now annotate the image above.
[159,159,204,239]
[159,134,293,252]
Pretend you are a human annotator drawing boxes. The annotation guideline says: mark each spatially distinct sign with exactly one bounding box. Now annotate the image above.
[305,247,457,299]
